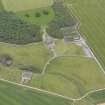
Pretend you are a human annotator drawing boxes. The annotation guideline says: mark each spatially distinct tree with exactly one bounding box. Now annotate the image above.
[0,11,42,44]
[47,0,77,39]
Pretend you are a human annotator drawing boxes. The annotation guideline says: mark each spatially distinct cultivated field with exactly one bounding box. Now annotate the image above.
[65,0,105,69]
[0,42,51,73]
[87,89,105,105]
[2,0,53,12]
[74,89,105,105]
[54,40,84,56]
[0,80,73,105]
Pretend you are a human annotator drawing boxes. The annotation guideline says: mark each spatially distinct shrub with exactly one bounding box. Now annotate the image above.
[43,10,49,15]
[35,12,41,17]
[18,64,40,73]
[24,14,30,18]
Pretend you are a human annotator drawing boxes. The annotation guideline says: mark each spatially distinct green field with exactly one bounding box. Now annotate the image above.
[0,40,84,84]
[87,89,105,104]
[64,0,105,69]
[54,40,84,56]
[0,42,51,73]
[0,0,105,104]
[16,7,55,26]
[25,55,105,99]
[1,0,54,26]
[74,89,105,105]
[40,57,105,98]
[0,0,4,10]
[2,0,53,12]
[0,80,73,105]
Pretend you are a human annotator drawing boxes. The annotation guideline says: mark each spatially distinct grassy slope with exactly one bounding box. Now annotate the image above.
[42,57,105,98]
[65,0,105,69]
[2,0,53,12]
[0,80,73,105]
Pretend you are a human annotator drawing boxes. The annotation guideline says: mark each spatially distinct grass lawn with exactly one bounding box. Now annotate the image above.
[40,56,105,98]
[0,80,73,105]
[16,7,55,26]
[2,0,53,12]
[64,0,105,69]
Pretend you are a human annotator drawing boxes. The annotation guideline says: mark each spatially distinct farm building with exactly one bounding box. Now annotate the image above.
[22,70,32,83]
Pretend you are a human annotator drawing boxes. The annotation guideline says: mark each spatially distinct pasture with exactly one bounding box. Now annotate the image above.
[0,80,73,105]
[0,39,104,99]
[2,0,53,12]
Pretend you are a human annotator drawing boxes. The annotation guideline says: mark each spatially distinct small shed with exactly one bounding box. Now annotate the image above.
[21,70,32,83]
